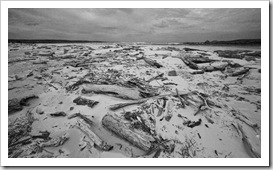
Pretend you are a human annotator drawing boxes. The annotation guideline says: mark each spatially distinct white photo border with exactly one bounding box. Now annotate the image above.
[1,1,269,166]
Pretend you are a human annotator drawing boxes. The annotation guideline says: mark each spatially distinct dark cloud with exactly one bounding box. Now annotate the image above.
[154,21,169,28]
[8,8,261,42]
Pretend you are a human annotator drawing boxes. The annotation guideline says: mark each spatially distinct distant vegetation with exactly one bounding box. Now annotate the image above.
[183,39,261,46]
[8,39,107,44]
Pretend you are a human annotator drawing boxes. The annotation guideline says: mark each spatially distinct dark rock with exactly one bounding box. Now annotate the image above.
[165,115,172,121]
[24,52,31,55]
[184,119,202,128]
[73,96,99,108]
[34,75,43,80]
[168,70,177,76]
[50,112,67,117]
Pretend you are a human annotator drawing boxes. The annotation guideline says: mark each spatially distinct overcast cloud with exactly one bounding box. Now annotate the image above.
[8,8,261,42]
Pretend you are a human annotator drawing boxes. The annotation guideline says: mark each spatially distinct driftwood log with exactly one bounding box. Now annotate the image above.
[108,93,176,111]
[237,123,261,158]
[205,115,214,124]
[9,136,32,148]
[137,56,163,68]
[230,68,250,77]
[190,70,205,75]
[8,58,36,64]
[68,112,94,127]
[39,133,69,148]
[176,88,185,108]
[82,84,143,100]
[102,113,155,152]
[178,56,199,70]
[76,119,113,151]
[146,73,164,82]
[107,89,216,113]
[237,71,250,81]
[235,115,259,130]
[32,60,48,64]
[188,57,217,64]
[183,47,206,52]
[109,99,148,111]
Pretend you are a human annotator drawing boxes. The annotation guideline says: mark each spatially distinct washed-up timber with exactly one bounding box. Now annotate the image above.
[102,113,155,152]
[8,41,261,158]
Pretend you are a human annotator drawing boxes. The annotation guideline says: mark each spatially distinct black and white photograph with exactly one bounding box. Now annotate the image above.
[1,0,270,167]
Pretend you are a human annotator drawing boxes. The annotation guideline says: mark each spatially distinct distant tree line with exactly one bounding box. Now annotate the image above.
[8,39,107,44]
[183,39,261,46]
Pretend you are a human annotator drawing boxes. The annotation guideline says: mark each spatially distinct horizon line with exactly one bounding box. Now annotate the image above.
[8,38,261,43]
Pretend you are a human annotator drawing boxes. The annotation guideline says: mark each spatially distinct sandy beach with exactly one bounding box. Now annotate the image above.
[8,43,261,158]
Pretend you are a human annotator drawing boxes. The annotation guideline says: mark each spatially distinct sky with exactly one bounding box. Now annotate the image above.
[8,8,261,42]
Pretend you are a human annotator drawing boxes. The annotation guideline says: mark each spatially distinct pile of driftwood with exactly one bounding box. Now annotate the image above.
[8,108,69,158]
[102,104,178,157]
[68,112,113,151]
[214,50,261,60]
[100,89,222,157]
[8,110,35,151]
[8,109,71,158]
[102,87,260,157]
[8,95,39,114]
[66,69,159,99]
[175,52,252,78]
[8,58,36,64]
